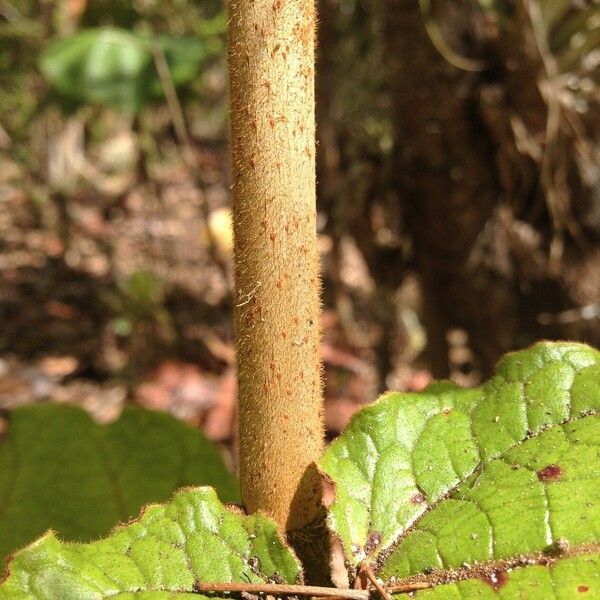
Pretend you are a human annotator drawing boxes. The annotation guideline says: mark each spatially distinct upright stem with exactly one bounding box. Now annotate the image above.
[228,0,324,531]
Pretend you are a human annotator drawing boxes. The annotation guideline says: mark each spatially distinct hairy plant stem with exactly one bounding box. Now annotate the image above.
[228,0,324,532]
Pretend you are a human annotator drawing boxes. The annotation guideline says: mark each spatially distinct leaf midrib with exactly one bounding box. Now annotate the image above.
[384,541,600,592]
[371,406,598,566]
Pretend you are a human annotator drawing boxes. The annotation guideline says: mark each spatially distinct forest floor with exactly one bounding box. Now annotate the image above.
[0,136,441,467]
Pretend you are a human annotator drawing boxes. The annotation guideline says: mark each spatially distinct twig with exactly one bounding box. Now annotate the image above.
[362,566,391,600]
[523,0,581,258]
[418,0,487,72]
[194,582,369,600]
[151,42,193,159]
[352,569,366,590]
[0,0,26,26]
[386,582,433,594]
[151,41,230,280]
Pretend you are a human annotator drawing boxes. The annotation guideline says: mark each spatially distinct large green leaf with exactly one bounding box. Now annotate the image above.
[39,28,207,112]
[320,342,600,596]
[0,487,301,599]
[0,404,239,564]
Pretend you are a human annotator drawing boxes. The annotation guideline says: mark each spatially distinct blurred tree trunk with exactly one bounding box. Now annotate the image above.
[315,0,599,379]
[383,0,600,376]
[383,0,517,376]
[317,0,411,389]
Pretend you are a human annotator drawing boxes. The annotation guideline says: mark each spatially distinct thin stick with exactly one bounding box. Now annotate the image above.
[194,583,369,600]
[386,582,433,593]
[418,0,487,72]
[363,567,391,600]
[152,42,229,280]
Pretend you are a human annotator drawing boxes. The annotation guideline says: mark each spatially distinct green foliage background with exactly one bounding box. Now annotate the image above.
[0,405,239,564]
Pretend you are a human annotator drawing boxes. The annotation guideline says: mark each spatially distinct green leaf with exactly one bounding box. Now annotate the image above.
[0,404,239,564]
[0,487,302,599]
[39,28,207,113]
[320,342,600,596]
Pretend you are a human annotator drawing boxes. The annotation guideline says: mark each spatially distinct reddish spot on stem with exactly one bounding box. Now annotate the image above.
[578,585,589,593]
[410,492,426,504]
[482,571,508,591]
[537,464,562,482]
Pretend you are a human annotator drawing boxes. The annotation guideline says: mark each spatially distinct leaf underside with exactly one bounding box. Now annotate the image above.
[0,404,240,565]
[0,487,301,599]
[319,342,600,597]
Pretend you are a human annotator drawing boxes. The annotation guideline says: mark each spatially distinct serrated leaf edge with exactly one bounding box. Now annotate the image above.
[1,486,303,593]
[319,341,600,571]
